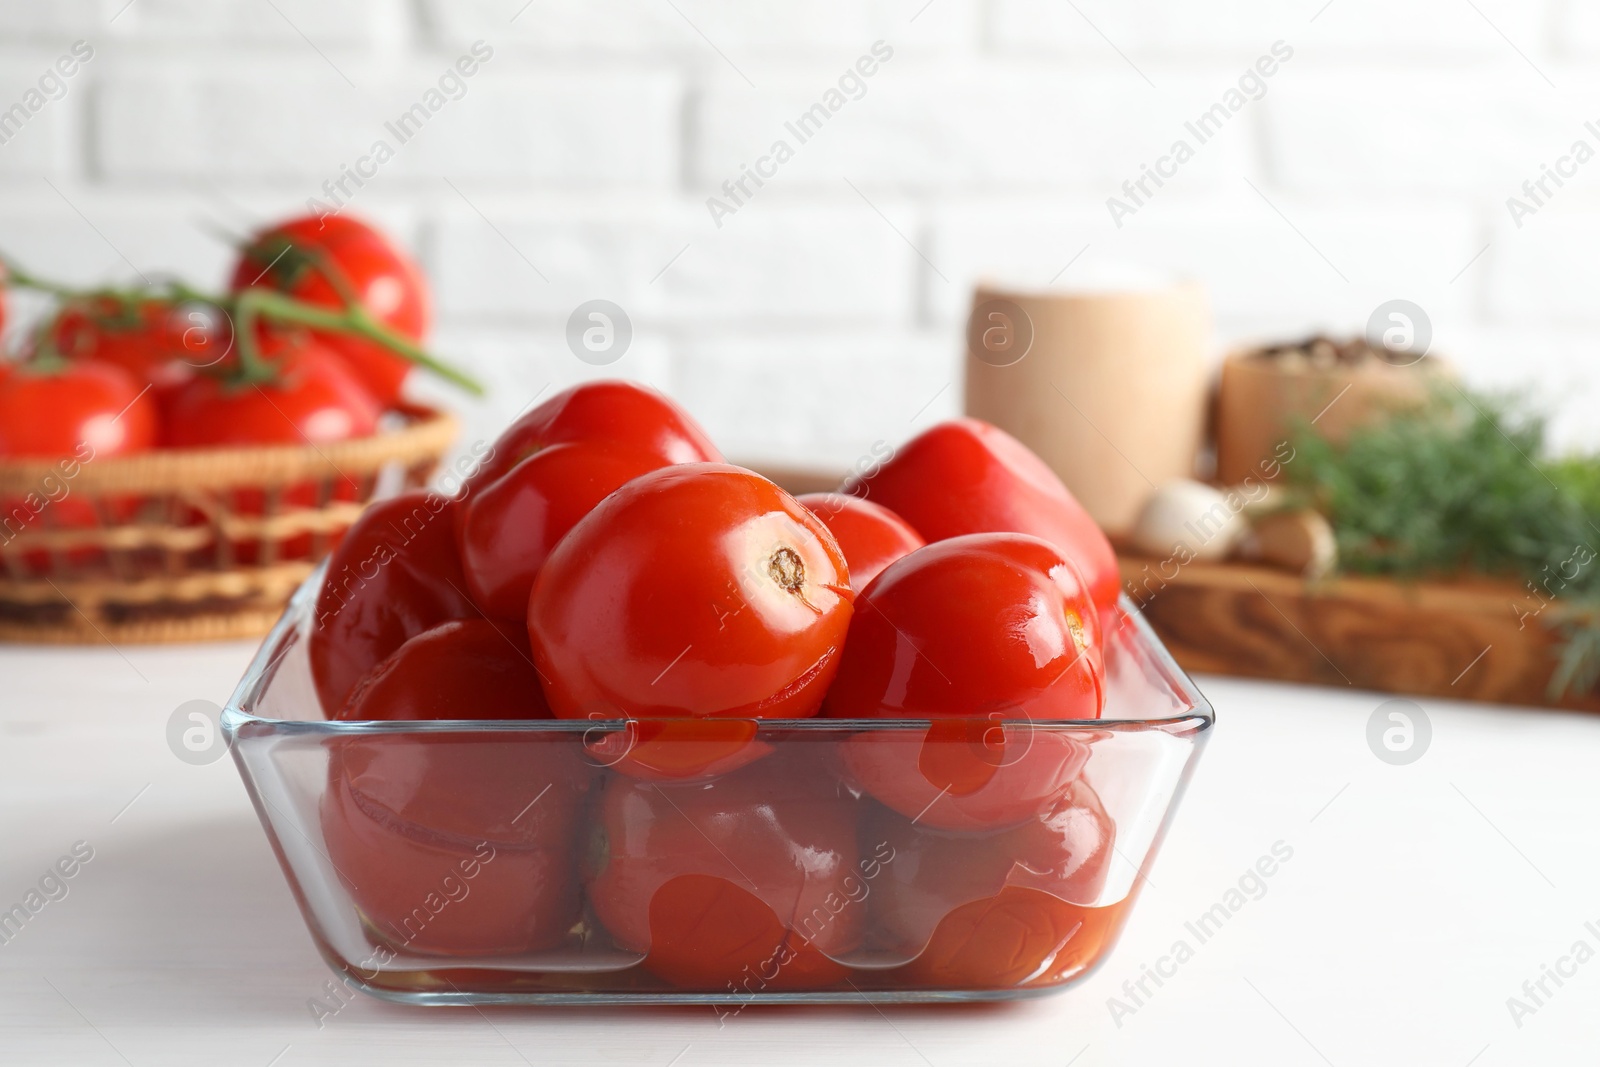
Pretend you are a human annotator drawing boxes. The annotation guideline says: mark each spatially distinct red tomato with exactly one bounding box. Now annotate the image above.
[636,875,848,992]
[824,533,1103,721]
[320,619,577,956]
[824,533,1103,830]
[455,442,667,620]
[584,749,863,990]
[577,717,772,783]
[50,297,229,390]
[163,342,381,561]
[849,418,1120,611]
[321,731,591,956]
[164,342,379,448]
[838,726,1092,833]
[309,490,480,717]
[528,464,853,722]
[0,360,154,574]
[893,886,1125,989]
[467,380,721,496]
[796,492,923,591]
[230,214,429,405]
[0,360,156,458]
[336,619,549,721]
[865,778,1115,960]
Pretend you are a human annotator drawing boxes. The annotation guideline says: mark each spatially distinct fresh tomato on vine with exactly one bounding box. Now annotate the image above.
[163,337,381,560]
[48,296,229,390]
[163,337,379,448]
[0,359,154,573]
[0,359,155,458]
[230,214,430,405]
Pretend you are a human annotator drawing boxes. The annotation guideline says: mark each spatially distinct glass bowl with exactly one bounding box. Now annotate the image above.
[224,566,1213,1006]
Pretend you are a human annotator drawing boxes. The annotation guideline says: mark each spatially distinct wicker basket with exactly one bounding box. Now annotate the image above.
[0,403,457,645]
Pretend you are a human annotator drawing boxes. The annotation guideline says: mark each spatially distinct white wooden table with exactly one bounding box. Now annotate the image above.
[1,639,1597,1066]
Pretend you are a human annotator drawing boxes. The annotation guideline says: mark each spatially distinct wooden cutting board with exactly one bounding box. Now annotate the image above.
[1119,552,1600,712]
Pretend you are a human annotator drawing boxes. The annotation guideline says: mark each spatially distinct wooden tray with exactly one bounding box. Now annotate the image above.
[1120,552,1600,712]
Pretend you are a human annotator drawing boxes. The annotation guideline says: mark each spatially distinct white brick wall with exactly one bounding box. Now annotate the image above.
[424,0,979,58]
[114,0,406,47]
[0,0,1596,464]
[676,330,961,468]
[696,65,1261,193]
[989,0,1545,59]
[1263,69,1587,194]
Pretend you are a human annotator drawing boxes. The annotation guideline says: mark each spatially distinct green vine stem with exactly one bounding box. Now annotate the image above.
[0,256,484,396]
[234,288,481,393]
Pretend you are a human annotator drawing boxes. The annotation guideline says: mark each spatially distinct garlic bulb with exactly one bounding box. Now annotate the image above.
[1237,509,1338,579]
[1129,479,1248,562]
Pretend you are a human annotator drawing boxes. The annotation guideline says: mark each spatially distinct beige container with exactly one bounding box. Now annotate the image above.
[1214,348,1445,486]
[963,281,1211,537]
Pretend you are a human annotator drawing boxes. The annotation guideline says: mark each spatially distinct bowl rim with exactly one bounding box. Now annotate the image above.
[222,561,1215,739]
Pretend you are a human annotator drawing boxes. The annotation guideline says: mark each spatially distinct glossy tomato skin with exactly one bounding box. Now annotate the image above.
[796,492,923,591]
[50,297,228,391]
[824,533,1103,722]
[455,442,667,620]
[467,380,721,496]
[163,343,382,561]
[231,214,429,405]
[850,418,1120,611]
[865,778,1115,960]
[0,361,154,574]
[0,360,156,458]
[336,619,549,721]
[309,490,479,717]
[163,342,380,448]
[528,464,853,723]
[584,748,863,989]
[824,533,1103,830]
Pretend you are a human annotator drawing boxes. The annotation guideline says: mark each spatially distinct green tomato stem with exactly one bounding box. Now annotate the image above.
[235,289,484,396]
[0,253,484,396]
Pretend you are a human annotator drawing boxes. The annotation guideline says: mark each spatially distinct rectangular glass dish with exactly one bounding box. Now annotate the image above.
[224,566,1213,1006]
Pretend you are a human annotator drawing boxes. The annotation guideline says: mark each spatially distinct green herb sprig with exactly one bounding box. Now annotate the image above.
[1287,386,1600,698]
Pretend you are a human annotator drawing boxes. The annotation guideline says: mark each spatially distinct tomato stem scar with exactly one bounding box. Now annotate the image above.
[767,547,805,593]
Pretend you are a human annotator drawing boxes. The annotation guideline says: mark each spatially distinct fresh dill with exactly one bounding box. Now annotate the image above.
[1287,387,1600,698]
